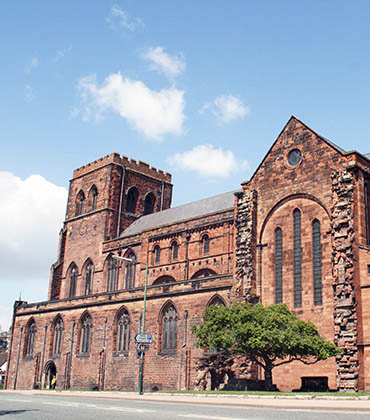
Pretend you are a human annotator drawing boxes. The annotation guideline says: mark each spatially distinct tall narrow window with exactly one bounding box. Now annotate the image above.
[365,180,370,246]
[202,234,210,255]
[52,317,63,356]
[85,262,94,295]
[161,304,178,352]
[107,257,119,292]
[293,209,302,307]
[144,193,155,215]
[25,320,36,357]
[126,187,139,213]
[69,265,78,298]
[274,228,283,304]
[80,314,92,354]
[125,252,136,289]
[154,245,161,264]
[116,310,130,353]
[312,220,323,305]
[171,242,179,261]
[91,186,98,211]
[75,191,85,216]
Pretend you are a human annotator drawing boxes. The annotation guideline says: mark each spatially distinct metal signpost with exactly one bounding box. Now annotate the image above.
[112,254,149,395]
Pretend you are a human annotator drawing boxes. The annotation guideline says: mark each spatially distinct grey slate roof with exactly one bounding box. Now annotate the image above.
[121,190,239,238]
[0,353,7,368]
[364,153,370,160]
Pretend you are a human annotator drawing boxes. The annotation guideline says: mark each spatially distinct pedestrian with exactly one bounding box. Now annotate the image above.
[51,376,56,389]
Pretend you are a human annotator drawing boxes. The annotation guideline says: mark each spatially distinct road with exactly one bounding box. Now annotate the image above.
[1,393,370,420]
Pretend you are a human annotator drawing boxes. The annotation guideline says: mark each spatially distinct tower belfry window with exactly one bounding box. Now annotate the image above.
[144,193,155,215]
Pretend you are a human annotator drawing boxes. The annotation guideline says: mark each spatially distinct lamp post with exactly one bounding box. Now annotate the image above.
[112,254,148,395]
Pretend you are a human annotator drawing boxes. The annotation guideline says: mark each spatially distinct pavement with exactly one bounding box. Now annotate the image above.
[2,389,370,412]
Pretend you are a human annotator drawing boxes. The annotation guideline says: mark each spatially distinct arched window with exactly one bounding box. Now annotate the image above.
[191,269,217,279]
[144,193,155,215]
[293,209,302,307]
[25,319,36,357]
[274,228,283,304]
[126,187,139,213]
[75,191,85,216]
[116,309,130,353]
[107,257,119,292]
[207,295,226,307]
[85,261,94,295]
[202,234,210,255]
[80,313,92,355]
[69,265,78,298]
[312,219,323,305]
[153,275,176,285]
[125,252,136,289]
[52,316,63,356]
[171,241,179,261]
[161,304,178,353]
[154,245,161,265]
[90,186,98,211]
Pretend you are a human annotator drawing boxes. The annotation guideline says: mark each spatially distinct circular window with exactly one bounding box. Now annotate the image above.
[287,149,302,166]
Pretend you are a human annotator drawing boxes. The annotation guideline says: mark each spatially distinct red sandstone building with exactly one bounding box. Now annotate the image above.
[5,117,370,392]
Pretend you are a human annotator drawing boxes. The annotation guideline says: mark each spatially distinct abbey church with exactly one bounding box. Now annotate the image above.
[5,116,370,392]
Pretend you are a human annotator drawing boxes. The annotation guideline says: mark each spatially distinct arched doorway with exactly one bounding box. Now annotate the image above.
[44,360,56,389]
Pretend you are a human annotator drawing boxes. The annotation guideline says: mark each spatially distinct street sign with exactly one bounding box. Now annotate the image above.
[136,343,150,352]
[134,333,153,344]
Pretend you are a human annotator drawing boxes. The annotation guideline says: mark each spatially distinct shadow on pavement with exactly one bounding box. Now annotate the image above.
[0,410,36,416]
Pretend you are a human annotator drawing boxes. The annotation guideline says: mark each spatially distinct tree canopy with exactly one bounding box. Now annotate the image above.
[192,303,340,390]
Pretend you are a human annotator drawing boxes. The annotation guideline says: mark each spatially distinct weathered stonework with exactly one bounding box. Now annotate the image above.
[331,170,359,391]
[233,190,258,302]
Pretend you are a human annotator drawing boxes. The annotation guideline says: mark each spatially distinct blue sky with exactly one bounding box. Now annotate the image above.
[1,1,370,329]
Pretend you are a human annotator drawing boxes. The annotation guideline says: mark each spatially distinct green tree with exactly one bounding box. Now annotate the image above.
[192,303,340,391]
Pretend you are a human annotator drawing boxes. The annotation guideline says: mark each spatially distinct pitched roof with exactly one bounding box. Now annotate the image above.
[0,353,7,368]
[364,153,370,160]
[121,190,238,238]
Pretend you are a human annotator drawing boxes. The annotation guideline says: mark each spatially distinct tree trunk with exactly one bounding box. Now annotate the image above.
[263,366,274,391]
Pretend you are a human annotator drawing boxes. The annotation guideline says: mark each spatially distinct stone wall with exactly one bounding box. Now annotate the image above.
[331,170,359,390]
[233,190,258,302]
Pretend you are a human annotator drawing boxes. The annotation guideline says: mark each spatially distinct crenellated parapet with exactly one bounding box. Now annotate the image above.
[73,152,172,183]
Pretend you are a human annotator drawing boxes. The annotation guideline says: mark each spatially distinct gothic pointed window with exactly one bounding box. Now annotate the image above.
[154,245,161,265]
[171,241,179,261]
[75,191,85,216]
[274,228,283,304]
[125,252,136,289]
[107,257,119,292]
[80,314,92,355]
[144,193,155,215]
[85,261,94,295]
[161,304,178,353]
[69,265,78,298]
[116,310,130,353]
[293,209,302,307]
[365,179,370,246]
[202,234,210,255]
[52,317,63,356]
[312,220,323,305]
[25,319,36,357]
[126,187,139,213]
[91,186,98,211]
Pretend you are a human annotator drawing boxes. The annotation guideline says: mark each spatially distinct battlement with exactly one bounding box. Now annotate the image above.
[73,152,172,183]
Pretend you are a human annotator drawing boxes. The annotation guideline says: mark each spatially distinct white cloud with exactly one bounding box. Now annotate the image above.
[168,144,248,177]
[54,45,72,62]
[142,46,185,79]
[24,56,39,73]
[201,94,249,123]
[76,72,185,141]
[0,172,67,283]
[24,84,35,103]
[106,5,143,31]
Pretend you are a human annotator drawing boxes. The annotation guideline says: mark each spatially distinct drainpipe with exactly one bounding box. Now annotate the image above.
[117,166,126,237]
[178,311,189,390]
[13,326,23,390]
[40,325,48,384]
[365,181,369,245]
[185,231,190,281]
[101,318,107,390]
